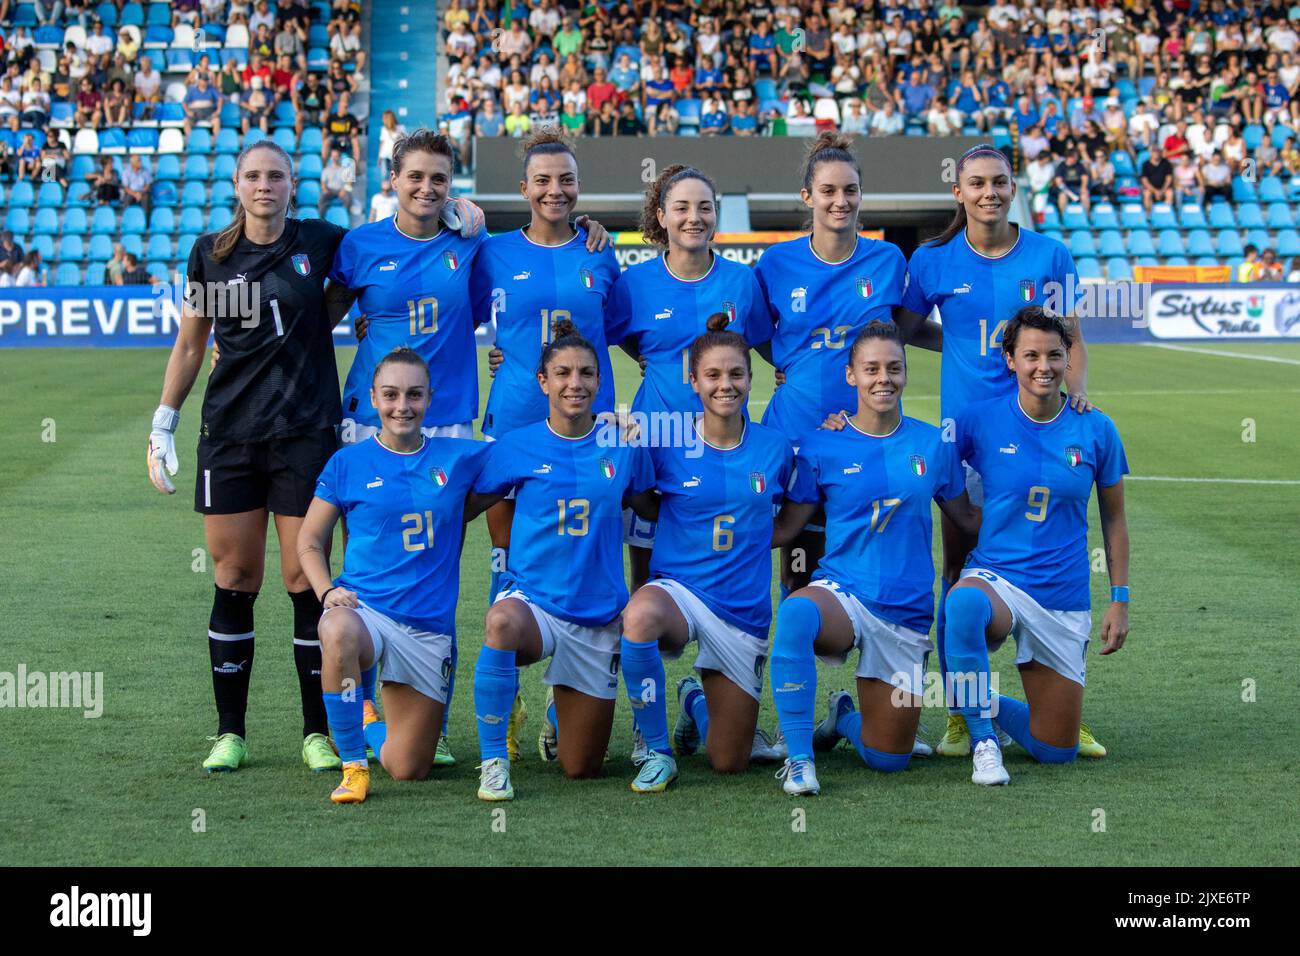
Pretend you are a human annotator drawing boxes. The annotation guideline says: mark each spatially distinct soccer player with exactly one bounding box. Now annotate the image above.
[755,131,940,599]
[607,163,772,593]
[768,322,978,796]
[619,316,795,793]
[944,306,1129,785]
[146,139,354,773]
[467,320,658,801]
[297,347,490,803]
[472,128,621,610]
[899,143,1103,759]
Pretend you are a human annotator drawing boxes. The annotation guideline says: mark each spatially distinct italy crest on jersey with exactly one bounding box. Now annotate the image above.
[909,454,926,477]
[580,267,594,289]
[430,466,448,487]
[721,301,736,324]
[856,277,873,299]
[749,471,766,494]
[443,250,459,271]
[1064,446,1083,467]
[292,253,310,277]
[1019,278,1036,301]
[599,458,615,479]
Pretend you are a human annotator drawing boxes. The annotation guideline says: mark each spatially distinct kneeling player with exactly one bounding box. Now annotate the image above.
[769,322,978,795]
[298,348,490,803]
[467,321,658,801]
[945,306,1129,786]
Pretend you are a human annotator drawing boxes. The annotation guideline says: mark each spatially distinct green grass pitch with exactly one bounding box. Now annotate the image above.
[1,341,1297,866]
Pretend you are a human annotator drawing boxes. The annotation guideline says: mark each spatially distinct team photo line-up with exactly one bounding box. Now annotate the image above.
[145,125,1130,805]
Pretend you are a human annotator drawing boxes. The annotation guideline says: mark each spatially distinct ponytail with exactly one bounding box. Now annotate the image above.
[538,317,599,376]
[372,345,431,388]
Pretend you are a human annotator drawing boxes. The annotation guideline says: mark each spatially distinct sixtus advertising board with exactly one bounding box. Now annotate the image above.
[1146,284,1300,340]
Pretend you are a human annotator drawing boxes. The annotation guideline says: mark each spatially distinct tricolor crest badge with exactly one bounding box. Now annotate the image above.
[909,455,926,477]
[1064,446,1083,467]
[599,458,616,479]
[430,466,448,487]
[580,267,594,289]
[750,472,766,494]
[292,253,310,276]
[721,301,736,324]
[1019,279,1036,301]
[856,277,873,298]
[443,250,459,271]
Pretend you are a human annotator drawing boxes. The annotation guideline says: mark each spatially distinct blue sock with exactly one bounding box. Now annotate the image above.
[322,691,366,764]
[936,575,954,711]
[473,645,517,761]
[360,664,377,704]
[362,719,387,763]
[441,642,457,736]
[835,710,912,772]
[944,587,996,746]
[993,694,1078,764]
[621,638,671,755]
[488,547,508,604]
[770,596,821,759]
[546,698,557,732]
[685,683,709,744]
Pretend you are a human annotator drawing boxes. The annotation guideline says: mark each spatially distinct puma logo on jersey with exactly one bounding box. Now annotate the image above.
[999,444,1018,455]
[366,476,384,488]
[953,283,971,294]
[682,476,702,487]
[654,307,673,321]
[533,464,553,474]
[513,271,531,281]
[379,260,397,272]
[228,273,247,285]
[842,463,862,474]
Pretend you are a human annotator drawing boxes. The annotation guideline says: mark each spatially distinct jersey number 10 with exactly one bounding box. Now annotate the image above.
[409,297,439,335]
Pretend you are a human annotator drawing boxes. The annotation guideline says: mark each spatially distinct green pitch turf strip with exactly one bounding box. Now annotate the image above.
[0,345,1296,866]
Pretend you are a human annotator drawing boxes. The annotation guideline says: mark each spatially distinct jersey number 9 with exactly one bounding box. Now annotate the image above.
[408,296,439,335]
[556,498,590,536]
[1025,485,1050,522]
[712,514,735,551]
[401,511,436,551]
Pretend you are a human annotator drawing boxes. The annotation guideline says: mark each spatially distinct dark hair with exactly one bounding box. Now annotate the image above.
[639,163,718,247]
[538,318,600,376]
[211,139,295,262]
[689,311,750,377]
[520,124,577,172]
[848,319,905,366]
[391,127,455,176]
[926,143,1015,247]
[801,128,860,193]
[371,345,431,388]
[1001,305,1074,357]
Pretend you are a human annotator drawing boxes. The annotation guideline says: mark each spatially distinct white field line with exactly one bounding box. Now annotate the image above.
[747,386,1300,409]
[1143,342,1300,366]
[1127,476,1300,486]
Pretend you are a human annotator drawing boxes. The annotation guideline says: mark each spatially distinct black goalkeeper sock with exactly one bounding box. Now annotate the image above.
[209,586,258,739]
[290,589,329,737]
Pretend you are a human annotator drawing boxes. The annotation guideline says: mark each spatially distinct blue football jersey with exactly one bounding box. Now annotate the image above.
[788,416,965,634]
[314,435,490,634]
[606,253,773,416]
[756,235,907,444]
[902,227,1079,424]
[649,423,794,637]
[472,228,622,437]
[330,217,487,428]
[957,395,1128,611]
[473,419,655,626]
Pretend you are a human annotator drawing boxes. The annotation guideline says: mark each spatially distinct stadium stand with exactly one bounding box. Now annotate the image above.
[0,0,369,287]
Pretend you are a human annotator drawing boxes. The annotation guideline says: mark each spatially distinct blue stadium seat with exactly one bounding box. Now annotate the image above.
[147,235,173,260]
[1111,151,1135,177]
[1156,230,1185,257]
[177,234,199,261]
[1186,230,1215,256]
[1068,231,1097,258]
[215,128,241,155]
[157,103,185,125]
[66,182,92,208]
[149,207,176,234]
[1042,230,1066,246]
[1127,230,1156,256]
[1038,206,1061,229]
[325,205,350,229]
[1277,230,1300,257]
[222,48,250,68]
[55,263,82,286]
[165,52,194,74]
[297,206,321,219]
[155,154,182,181]
[37,182,64,208]
[63,208,88,234]
[187,128,213,154]
[58,235,86,262]
[146,3,170,25]
[1244,228,1272,250]
[272,128,298,152]
[1150,204,1178,229]
[34,25,62,47]
[307,47,329,71]
[31,235,55,261]
[210,179,236,206]
[1271,125,1295,148]
[309,24,329,46]
[1237,203,1264,228]
[297,155,322,179]
[183,155,210,181]
[12,3,36,25]
[127,128,160,153]
[300,128,323,155]
[151,181,179,206]
[50,102,75,126]
[243,128,267,147]
[272,101,297,128]
[34,208,59,236]
[1232,176,1258,202]
[99,128,128,154]
[1179,205,1207,229]
[1075,258,1103,280]
[147,261,170,282]
[95,3,119,26]
[1062,204,1089,230]
[86,261,108,284]
[1208,203,1237,229]
[120,234,143,258]
[1119,205,1149,229]
[1215,230,1244,256]
[213,154,237,181]
[1266,203,1295,228]
[1193,256,1219,267]
[1259,178,1287,203]
[91,206,118,235]
[1136,256,1160,269]
[144,24,172,46]
[677,98,702,127]
[179,207,206,234]
[297,181,321,207]
[121,206,146,235]
[1163,256,1189,267]
[1106,258,1133,280]
[208,207,233,231]
[181,182,207,207]
[1244,124,1266,150]
[1091,204,1119,230]
[1098,230,1127,257]
[5,209,30,234]
[218,101,242,128]
[8,181,34,207]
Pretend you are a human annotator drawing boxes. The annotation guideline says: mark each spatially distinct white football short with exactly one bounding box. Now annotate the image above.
[341,420,475,445]
[807,579,931,697]
[496,590,622,700]
[960,568,1091,686]
[325,601,453,704]
[646,578,768,701]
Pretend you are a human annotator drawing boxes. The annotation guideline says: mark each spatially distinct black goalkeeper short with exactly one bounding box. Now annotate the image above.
[194,427,338,517]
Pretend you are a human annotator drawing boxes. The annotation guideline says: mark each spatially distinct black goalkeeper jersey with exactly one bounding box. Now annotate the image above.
[187,218,347,445]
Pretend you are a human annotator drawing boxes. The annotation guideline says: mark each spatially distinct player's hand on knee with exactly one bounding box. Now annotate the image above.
[774,369,786,386]
[637,354,648,377]
[1099,603,1128,655]
[323,586,360,610]
[488,346,504,376]
[147,404,180,495]
[818,410,850,431]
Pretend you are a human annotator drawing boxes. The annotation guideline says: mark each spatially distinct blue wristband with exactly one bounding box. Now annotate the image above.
[1111,586,1130,603]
